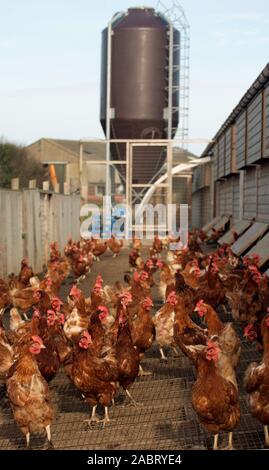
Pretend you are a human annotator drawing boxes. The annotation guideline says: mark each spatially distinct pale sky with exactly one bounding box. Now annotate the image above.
[1,0,269,155]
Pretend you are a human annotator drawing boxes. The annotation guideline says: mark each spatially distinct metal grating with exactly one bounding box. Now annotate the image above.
[0,249,267,450]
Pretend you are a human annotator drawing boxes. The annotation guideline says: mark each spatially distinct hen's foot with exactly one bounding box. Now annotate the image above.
[100,407,113,427]
[100,416,113,427]
[85,406,100,427]
[160,357,168,363]
[125,400,142,408]
[125,389,142,407]
[139,370,152,377]
[84,416,100,427]
[125,398,142,408]
[139,365,152,377]
[100,418,113,428]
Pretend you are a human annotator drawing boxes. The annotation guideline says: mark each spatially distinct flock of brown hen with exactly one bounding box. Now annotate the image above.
[0,230,269,450]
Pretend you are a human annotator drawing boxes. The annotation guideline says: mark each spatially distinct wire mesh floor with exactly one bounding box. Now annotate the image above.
[0,249,266,450]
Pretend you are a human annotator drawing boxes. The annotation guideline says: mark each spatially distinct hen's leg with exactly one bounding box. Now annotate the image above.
[160,348,168,362]
[85,405,100,426]
[100,406,111,426]
[213,434,218,450]
[223,432,234,450]
[46,424,54,449]
[139,365,152,377]
[172,346,181,358]
[264,425,269,447]
[125,389,141,407]
[26,432,30,448]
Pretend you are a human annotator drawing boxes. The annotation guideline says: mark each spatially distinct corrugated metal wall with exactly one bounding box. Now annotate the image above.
[218,134,226,178]
[236,111,247,169]
[0,189,81,278]
[232,175,240,222]
[214,175,240,223]
[214,164,269,224]
[225,127,232,176]
[243,167,257,220]
[217,178,233,216]
[247,93,263,164]
[192,187,211,229]
[210,82,269,226]
[257,161,269,222]
[265,85,269,156]
[205,69,269,230]
[173,176,192,229]
[215,182,220,219]
[219,181,226,216]
[191,163,212,229]
[191,192,201,229]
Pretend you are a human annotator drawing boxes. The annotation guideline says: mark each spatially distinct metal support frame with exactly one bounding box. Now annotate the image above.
[157,0,190,148]
[79,138,212,234]
[167,141,173,232]
[167,21,174,140]
[104,11,126,197]
[105,21,112,197]
[79,142,83,194]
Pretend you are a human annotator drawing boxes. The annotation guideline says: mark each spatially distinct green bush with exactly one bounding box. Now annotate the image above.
[0,140,46,188]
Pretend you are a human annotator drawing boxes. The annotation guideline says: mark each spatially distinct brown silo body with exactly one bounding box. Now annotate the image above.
[100,7,180,184]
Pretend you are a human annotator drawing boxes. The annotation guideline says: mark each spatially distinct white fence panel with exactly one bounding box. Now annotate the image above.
[0,189,81,278]
[0,190,24,278]
[23,190,44,273]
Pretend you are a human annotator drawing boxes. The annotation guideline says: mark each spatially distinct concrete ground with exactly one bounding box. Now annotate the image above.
[0,247,266,450]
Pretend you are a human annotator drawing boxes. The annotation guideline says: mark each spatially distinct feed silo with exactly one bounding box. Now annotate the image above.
[100,6,180,185]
